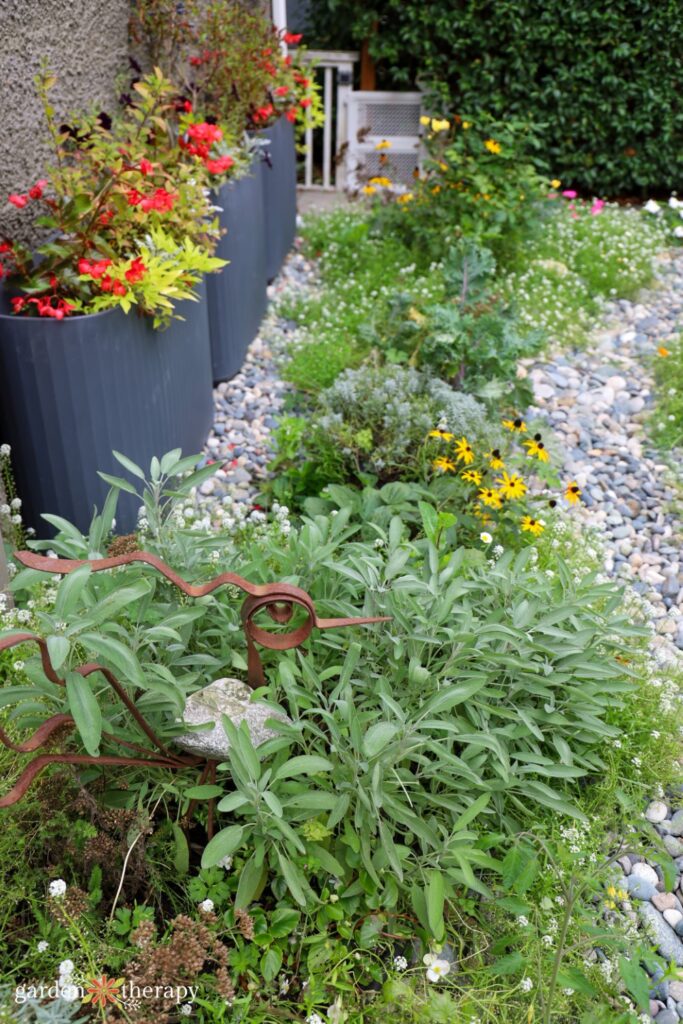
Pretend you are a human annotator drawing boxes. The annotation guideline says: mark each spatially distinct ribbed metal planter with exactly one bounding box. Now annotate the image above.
[258,117,297,282]
[0,285,213,536]
[207,161,268,383]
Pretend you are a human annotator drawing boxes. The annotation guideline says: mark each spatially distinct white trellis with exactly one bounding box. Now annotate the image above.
[344,90,423,189]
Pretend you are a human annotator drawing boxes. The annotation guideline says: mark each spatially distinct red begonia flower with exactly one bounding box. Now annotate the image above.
[8,194,28,208]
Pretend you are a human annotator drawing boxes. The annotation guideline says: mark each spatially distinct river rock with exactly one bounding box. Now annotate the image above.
[174,678,290,758]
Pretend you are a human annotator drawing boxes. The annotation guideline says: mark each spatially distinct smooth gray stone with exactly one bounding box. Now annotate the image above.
[669,810,683,836]
[174,678,290,758]
[639,902,683,966]
[626,874,656,900]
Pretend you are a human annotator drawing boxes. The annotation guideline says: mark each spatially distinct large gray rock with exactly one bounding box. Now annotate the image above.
[174,678,290,759]
[638,902,683,966]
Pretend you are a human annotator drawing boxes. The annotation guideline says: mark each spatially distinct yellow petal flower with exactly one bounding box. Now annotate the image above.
[375,139,392,150]
[484,138,502,154]
[521,515,544,536]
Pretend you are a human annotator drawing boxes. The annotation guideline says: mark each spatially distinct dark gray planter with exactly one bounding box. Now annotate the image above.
[258,117,297,281]
[207,161,268,383]
[0,285,213,536]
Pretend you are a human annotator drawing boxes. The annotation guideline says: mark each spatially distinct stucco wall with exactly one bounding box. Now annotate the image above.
[0,0,130,247]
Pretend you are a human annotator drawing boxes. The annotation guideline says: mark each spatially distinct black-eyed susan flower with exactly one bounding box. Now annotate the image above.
[419,115,431,127]
[454,436,475,465]
[485,448,505,469]
[361,185,377,196]
[433,456,456,473]
[375,139,391,151]
[502,417,527,433]
[397,192,414,204]
[521,515,544,536]
[564,481,582,505]
[484,139,501,154]
[429,429,454,441]
[431,118,450,132]
[496,472,527,500]
[524,433,550,462]
[369,176,392,187]
[461,468,482,485]
[478,487,503,509]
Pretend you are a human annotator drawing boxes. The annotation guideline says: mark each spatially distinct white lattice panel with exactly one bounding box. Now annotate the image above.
[345,91,424,189]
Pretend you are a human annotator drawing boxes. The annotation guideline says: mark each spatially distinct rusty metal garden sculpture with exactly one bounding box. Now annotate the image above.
[0,549,388,826]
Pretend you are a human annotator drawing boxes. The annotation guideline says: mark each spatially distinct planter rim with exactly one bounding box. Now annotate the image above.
[0,297,201,327]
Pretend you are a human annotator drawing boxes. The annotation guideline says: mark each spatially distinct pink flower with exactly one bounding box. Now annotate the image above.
[590,199,605,216]
[8,194,28,208]
[562,189,578,199]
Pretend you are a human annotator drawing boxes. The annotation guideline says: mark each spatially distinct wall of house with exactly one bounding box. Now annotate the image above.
[0,0,129,246]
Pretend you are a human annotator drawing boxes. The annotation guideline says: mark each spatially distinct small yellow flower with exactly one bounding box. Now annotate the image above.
[429,429,454,441]
[438,161,449,172]
[496,472,527,500]
[397,192,414,204]
[408,306,426,324]
[420,115,431,126]
[369,175,392,187]
[431,184,442,195]
[564,481,582,505]
[462,121,472,129]
[431,118,450,132]
[454,436,475,465]
[375,139,392,151]
[502,417,527,433]
[551,178,561,188]
[461,468,482,485]
[473,503,492,523]
[617,888,628,901]
[524,435,550,462]
[485,449,505,470]
[361,185,377,195]
[433,456,456,473]
[521,515,544,536]
[478,488,503,510]
[658,346,671,357]
[484,138,502,154]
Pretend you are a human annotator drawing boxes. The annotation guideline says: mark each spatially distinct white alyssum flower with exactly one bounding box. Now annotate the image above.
[10,497,21,509]
[199,898,214,913]
[37,940,49,953]
[59,959,75,977]
[179,1005,193,1017]
[644,199,661,214]
[542,934,554,947]
[517,915,529,927]
[60,984,79,1003]
[520,976,534,992]
[12,660,24,671]
[674,226,683,238]
[669,196,680,209]
[393,955,408,971]
[426,959,451,983]
[0,444,10,457]
[480,531,493,544]
[218,855,233,870]
[48,879,67,898]
[305,1015,324,1024]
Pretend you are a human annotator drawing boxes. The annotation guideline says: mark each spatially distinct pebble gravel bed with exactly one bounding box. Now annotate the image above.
[523,249,683,648]
[197,249,316,510]
[523,249,683,1022]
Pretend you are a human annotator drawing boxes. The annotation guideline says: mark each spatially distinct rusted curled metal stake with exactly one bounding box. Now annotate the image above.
[0,550,389,813]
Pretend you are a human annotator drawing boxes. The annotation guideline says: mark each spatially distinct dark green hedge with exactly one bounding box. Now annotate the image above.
[309,0,683,195]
